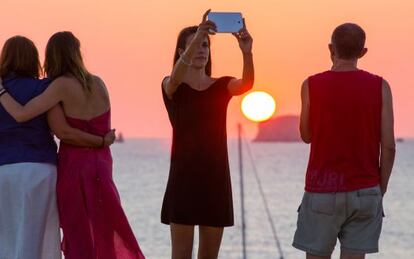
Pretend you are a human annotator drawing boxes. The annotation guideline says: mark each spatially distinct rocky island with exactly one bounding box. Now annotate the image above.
[254,115,302,142]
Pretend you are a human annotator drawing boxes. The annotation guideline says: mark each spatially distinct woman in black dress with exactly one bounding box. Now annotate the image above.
[162,10,254,259]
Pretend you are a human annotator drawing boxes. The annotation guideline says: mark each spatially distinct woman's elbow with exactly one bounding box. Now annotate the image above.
[245,78,254,91]
[15,113,30,123]
[237,80,254,95]
[246,83,254,92]
[52,128,72,141]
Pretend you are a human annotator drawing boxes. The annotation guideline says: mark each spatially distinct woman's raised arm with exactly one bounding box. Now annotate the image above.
[163,9,217,99]
[227,19,254,96]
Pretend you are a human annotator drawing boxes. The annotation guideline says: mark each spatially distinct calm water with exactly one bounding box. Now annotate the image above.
[111,139,414,259]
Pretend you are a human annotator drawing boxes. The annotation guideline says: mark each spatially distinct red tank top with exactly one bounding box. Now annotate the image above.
[305,70,382,192]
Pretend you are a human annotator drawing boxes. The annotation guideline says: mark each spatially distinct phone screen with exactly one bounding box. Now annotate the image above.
[207,12,243,33]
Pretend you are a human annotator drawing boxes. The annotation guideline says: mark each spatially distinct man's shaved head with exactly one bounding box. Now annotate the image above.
[331,23,366,60]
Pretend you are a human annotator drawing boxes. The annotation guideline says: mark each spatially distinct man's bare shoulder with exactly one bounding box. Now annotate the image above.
[382,79,392,100]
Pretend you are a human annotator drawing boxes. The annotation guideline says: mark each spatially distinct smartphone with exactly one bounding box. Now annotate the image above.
[207,12,244,33]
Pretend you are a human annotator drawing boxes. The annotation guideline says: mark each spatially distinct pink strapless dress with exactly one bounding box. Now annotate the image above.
[57,110,145,259]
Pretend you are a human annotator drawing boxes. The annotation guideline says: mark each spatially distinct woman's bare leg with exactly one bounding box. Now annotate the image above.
[197,226,224,259]
[171,223,195,259]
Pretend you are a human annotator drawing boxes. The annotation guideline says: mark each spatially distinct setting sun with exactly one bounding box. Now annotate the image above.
[241,91,276,122]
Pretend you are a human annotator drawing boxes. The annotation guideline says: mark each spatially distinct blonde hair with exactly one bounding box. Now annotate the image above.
[44,31,93,91]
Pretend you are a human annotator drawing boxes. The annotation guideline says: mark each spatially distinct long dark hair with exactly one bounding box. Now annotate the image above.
[44,31,93,92]
[173,26,212,76]
[0,36,42,79]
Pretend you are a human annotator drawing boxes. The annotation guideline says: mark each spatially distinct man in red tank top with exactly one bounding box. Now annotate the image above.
[292,23,396,259]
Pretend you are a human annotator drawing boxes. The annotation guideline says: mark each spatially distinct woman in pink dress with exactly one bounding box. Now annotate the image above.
[0,31,145,259]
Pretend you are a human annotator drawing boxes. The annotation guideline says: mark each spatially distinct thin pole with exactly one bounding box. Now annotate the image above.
[238,123,247,259]
[243,136,285,259]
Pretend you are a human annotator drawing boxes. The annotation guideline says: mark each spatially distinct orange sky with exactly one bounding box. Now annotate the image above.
[1,0,413,138]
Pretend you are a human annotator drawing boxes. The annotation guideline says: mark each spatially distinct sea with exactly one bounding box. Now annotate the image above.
[110,138,414,259]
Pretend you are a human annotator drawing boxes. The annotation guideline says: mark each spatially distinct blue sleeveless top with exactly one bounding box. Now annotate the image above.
[0,74,57,166]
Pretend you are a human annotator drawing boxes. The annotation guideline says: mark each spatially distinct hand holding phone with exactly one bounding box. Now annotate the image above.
[194,9,217,39]
[207,12,244,33]
[232,17,253,54]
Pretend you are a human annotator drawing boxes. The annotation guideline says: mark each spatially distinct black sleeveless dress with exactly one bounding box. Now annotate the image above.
[161,76,234,227]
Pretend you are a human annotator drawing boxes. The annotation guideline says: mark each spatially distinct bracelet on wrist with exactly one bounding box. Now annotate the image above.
[0,88,7,97]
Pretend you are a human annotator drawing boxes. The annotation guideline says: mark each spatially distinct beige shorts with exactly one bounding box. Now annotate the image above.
[292,185,384,256]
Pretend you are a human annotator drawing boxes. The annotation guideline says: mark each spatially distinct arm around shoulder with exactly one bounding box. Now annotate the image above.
[0,78,65,122]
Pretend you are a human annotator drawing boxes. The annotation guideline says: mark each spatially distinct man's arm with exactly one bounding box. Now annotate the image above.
[47,105,115,147]
[380,79,396,196]
[300,79,311,143]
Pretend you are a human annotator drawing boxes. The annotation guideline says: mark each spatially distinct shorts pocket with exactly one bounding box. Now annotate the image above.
[310,193,335,215]
[357,187,382,218]
[297,192,311,214]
